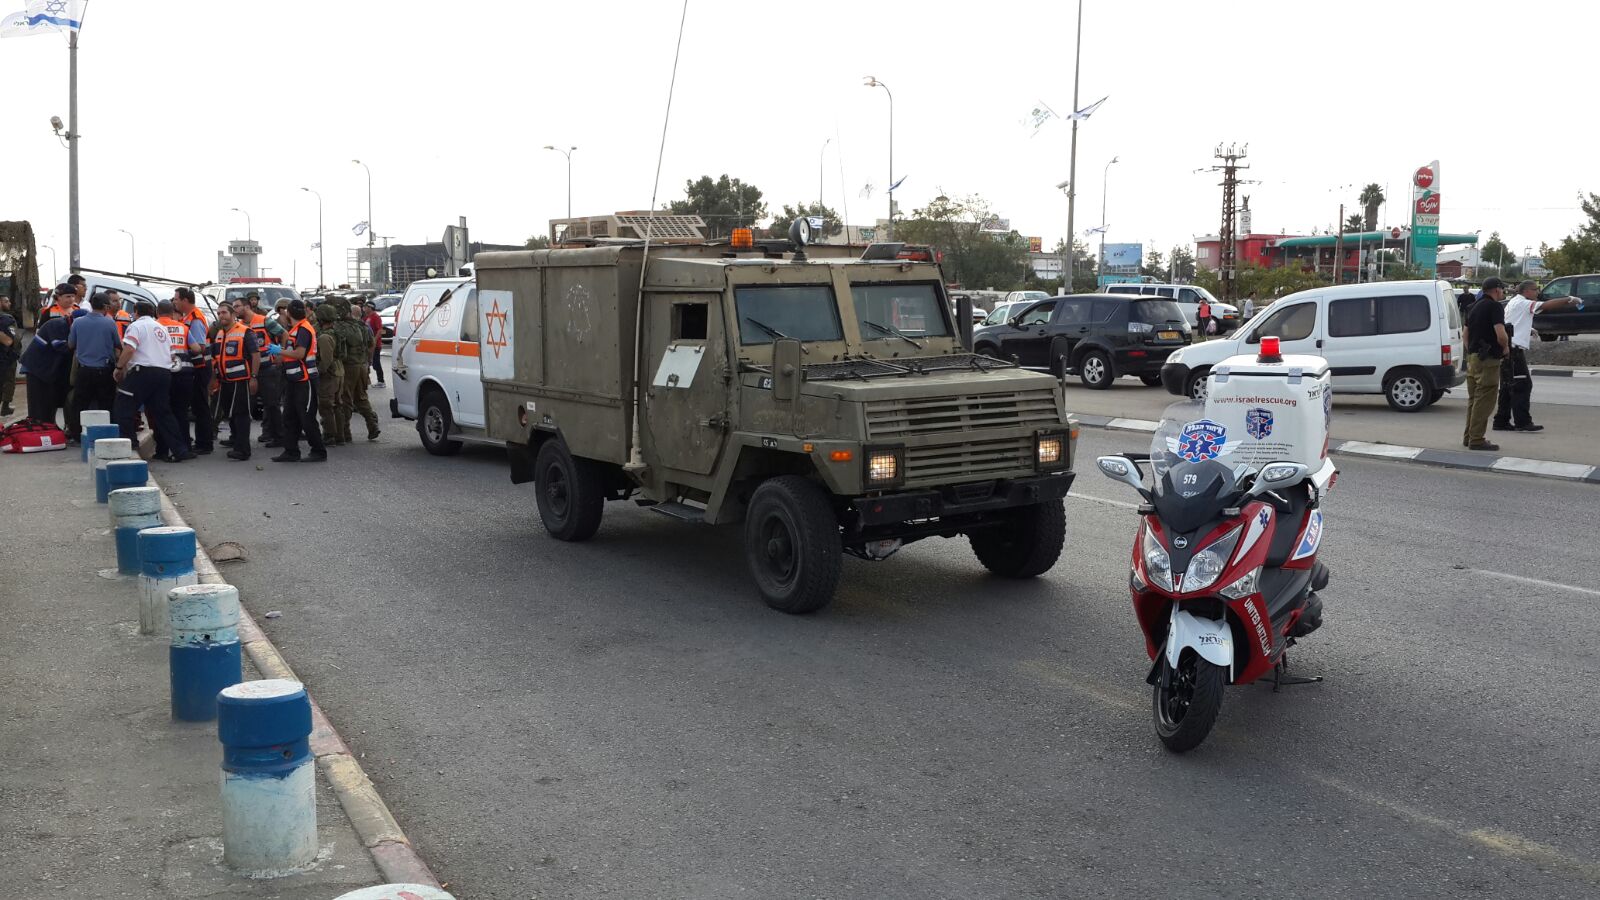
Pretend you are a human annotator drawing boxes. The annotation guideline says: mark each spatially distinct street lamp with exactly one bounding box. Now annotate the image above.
[1099,156,1119,280]
[863,76,894,239]
[818,137,831,208]
[543,145,576,219]
[117,228,135,272]
[301,187,324,288]
[352,159,374,249]
[230,207,252,240]
[39,244,57,284]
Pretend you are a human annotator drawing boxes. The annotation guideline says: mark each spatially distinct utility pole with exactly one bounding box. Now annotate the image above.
[1207,144,1249,301]
[1334,203,1345,285]
[1064,0,1083,291]
[68,31,80,271]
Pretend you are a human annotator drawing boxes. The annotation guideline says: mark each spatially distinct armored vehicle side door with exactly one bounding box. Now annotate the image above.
[644,292,729,476]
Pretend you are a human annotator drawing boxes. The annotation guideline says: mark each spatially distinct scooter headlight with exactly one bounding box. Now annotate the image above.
[1184,549,1227,592]
[1141,526,1173,592]
[1220,566,1261,599]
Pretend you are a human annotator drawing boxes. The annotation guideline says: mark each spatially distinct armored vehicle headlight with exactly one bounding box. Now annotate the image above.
[864,446,905,487]
[1035,432,1067,470]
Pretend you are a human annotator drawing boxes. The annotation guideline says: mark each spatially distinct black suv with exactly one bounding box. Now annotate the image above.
[1532,274,1600,340]
[972,293,1191,389]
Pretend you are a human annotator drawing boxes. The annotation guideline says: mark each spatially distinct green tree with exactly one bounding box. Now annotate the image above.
[1479,231,1517,269]
[524,235,551,250]
[1539,192,1600,276]
[1344,213,1365,233]
[1359,183,1385,231]
[1197,263,1330,301]
[766,202,843,240]
[895,194,1031,291]
[668,175,767,238]
[1169,245,1196,283]
[1141,248,1169,282]
[1051,238,1097,292]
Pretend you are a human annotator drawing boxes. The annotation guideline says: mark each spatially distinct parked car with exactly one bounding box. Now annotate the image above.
[1003,289,1052,305]
[1159,279,1465,411]
[972,293,1191,389]
[1104,282,1241,332]
[200,282,299,317]
[1532,274,1600,340]
[980,300,1028,327]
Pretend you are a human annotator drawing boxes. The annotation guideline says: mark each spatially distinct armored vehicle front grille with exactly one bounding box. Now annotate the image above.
[863,389,1059,441]
[799,353,1015,382]
[904,436,1035,483]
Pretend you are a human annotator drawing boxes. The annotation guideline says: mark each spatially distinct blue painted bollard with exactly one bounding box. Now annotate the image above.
[168,583,242,722]
[103,460,150,523]
[218,679,317,874]
[108,486,164,575]
[137,526,196,636]
[82,422,120,463]
[93,438,134,504]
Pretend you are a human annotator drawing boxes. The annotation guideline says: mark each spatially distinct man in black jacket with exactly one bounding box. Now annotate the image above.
[1462,277,1509,451]
[18,296,75,426]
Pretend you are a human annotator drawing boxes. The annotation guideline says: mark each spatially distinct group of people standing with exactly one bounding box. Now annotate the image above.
[1460,276,1585,451]
[9,277,383,464]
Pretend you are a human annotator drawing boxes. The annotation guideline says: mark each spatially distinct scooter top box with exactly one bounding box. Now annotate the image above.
[1205,352,1331,471]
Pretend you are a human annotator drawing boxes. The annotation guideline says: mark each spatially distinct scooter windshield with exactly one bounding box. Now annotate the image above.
[1149,402,1247,529]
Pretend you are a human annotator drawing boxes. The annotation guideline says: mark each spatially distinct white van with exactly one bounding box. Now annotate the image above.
[1105,282,1241,332]
[1159,279,1466,411]
[200,282,299,317]
[389,276,498,454]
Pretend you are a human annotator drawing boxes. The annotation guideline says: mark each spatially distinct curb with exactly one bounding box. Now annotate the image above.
[152,483,442,891]
[1529,367,1600,378]
[1073,415,1600,485]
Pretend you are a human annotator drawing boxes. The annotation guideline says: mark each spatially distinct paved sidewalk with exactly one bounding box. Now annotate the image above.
[0,450,383,898]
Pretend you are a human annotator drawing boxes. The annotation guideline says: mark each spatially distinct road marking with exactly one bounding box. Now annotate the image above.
[1462,568,1600,598]
[1067,492,1140,511]
[1105,417,1160,433]
[1490,456,1597,481]
[1335,441,1424,460]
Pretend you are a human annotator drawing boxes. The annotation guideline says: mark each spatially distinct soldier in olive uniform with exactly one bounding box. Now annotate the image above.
[334,299,381,441]
[313,302,345,446]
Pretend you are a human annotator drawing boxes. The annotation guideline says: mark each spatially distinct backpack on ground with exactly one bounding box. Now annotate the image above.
[0,417,70,453]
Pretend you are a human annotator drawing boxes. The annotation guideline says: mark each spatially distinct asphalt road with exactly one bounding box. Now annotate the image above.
[1054,372,1600,468]
[158,405,1600,899]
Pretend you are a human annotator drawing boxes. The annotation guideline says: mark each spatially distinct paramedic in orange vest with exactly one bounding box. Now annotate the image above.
[270,298,326,462]
[210,302,259,461]
[171,288,215,454]
[245,291,287,446]
[153,300,192,460]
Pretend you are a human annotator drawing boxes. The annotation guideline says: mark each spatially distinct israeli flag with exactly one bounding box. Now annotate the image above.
[1,0,85,37]
[351,221,369,236]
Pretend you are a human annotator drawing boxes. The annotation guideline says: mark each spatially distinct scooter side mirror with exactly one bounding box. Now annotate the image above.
[1096,455,1147,495]
[1246,461,1310,498]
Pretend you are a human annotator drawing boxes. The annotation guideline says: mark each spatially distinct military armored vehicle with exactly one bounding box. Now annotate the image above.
[475,224,1078,613]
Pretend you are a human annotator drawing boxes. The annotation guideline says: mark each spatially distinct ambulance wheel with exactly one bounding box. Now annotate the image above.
[418,388,463,456]
[1384,368,1431,412]
[534,439,604,542]
[1140,375,1164,387]
[744,476,842,614]
[969,500,1066,578]
[1184,367,1211,401]
[1078,350,1113,390]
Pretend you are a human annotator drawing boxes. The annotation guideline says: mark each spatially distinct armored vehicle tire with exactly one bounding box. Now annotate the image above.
[968,500,1066,579]
[1078,350,1113,390]
[744,476,842,615]
[534,439,605,542]
[418,388,463,456]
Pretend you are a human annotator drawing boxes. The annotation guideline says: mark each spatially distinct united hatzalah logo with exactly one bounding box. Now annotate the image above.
[1246,407,1274,440]
[1177,419,1227,462]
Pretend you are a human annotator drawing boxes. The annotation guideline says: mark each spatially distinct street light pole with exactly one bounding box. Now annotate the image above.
[818,137,831,208]
[543,145,576,218]
[68,31,80,271]
[352,159,374,249]
[1099,155,1119,281]
[301,188,324,288]
[863,76,893,239]
[230,207,252,240]
[1064,0,1083,291]
[40,244,57,284]
[117,228,135,272]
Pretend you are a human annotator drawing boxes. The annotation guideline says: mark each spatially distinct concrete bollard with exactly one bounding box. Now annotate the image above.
[136,526,196,636]
[82,422,120,463]
[81,409,112,427]
[108,486,164,575]
[93,437,134,503]
[218,679,317,875]
[103,459,150,524]
[168,584,242,722]
[332,886,457,900]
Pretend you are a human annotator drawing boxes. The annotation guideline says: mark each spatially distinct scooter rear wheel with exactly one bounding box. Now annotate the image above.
[1153,652,1225,753]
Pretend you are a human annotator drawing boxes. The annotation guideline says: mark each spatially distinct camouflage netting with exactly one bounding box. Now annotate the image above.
[0,220,41,327]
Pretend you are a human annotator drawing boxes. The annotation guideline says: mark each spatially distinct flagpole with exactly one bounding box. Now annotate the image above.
[1064,0,1082,292]
[68,27,80,272]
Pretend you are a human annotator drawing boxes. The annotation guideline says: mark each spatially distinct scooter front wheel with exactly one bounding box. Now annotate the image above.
[1153,652,1225,753]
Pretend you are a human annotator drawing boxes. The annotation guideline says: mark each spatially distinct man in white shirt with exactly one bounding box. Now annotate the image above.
[1494,280,1584,433]
[112,301,192,461]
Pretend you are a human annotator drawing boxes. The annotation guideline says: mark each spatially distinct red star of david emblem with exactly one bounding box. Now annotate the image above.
[409,296,430,329]
[484,298,510,359]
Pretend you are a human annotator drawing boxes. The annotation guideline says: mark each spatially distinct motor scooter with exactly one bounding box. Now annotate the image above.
[1095,337,1336,752]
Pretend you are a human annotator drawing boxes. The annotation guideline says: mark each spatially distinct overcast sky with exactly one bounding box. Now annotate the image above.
[3,0,1591,287]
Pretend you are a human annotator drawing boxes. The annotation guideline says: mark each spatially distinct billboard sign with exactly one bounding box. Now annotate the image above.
[1027,236,1043,253]
[979,216,1012,234]
[1523,255,1549,278]
[1102,242,1143,271]
[1410,160,1440,274]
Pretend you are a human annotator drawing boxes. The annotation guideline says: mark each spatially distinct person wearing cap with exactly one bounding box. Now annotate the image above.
[271,298,327,462]
[17,285,76,425]
[1492,280,1585,434]
[170,287,214,454]
[1462,277,1510,451]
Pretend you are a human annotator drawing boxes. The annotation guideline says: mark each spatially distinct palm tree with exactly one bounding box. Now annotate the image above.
[1344,213,1365,233]
[1359,183,1385,232]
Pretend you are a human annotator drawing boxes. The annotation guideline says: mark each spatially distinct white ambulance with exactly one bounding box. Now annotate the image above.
[388,276,498,454]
